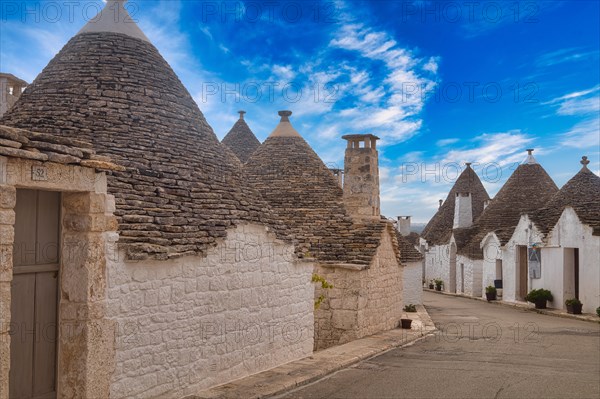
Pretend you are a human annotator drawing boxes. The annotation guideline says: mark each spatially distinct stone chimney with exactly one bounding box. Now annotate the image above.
[439,199,443,209]
[453,192,473,229]
[341,134,380,220]
[397,216,411,236]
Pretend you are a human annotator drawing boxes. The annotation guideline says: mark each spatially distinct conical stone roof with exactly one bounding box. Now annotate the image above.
[221,111,261,163]
[531,156,600,236]
[459,152,559,258]
[0,1,287,259]
[244,111,389,265]
[421,164,490,245]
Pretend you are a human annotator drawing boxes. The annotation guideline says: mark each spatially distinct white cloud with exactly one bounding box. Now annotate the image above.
[559,118,600,149]
[436,138,459,147]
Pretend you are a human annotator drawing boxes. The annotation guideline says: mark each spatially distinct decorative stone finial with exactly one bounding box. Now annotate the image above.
[465,162,472,168]
[524,148,537,164]
[439,199,443,209]
[581,156,590,168]
[278,110,292,122]
[238,110,246,120]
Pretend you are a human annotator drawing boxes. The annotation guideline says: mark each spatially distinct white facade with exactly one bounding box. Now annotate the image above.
[106,223,315,398]
[424,242,451,289]
[494,209,599,313]
[403,260,423,305]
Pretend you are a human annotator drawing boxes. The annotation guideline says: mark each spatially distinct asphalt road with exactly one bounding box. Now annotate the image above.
[278,291,600,399]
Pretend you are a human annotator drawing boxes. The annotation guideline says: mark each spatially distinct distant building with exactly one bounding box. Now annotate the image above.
[420,163,490,295]
[0,73,27,118]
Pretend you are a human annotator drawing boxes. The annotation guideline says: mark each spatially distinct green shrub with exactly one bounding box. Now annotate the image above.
[404,304,417,312]
[565,298,582,306]
[485,285,497,294]
[525,288,553,303]
[434,279,443,288]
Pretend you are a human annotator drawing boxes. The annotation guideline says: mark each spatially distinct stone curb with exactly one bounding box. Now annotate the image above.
[424,288,600,324]
[188,306,437,399]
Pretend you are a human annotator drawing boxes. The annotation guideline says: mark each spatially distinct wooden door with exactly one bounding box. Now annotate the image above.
[518,246,528,300]
[574,249,579,299]
[10,190,60,399]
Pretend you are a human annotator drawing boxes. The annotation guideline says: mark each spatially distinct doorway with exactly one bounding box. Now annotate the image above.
[563,248,580,303]
[10,190,60,399]
[517,246,528,301]
[449,244,457,293]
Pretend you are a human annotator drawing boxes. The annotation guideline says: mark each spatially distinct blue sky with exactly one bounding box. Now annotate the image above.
[1,0,599,222]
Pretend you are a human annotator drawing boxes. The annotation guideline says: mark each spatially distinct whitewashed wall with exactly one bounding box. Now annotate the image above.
[424,243,451,288]
[482,234,502,296]
[403,261,422,305]
[105,223,314,398]
[546,208,600,314]
[456,255,483,297]
[501,211,599,314]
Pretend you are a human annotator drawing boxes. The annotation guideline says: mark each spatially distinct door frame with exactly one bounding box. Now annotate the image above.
[10,189,61,399]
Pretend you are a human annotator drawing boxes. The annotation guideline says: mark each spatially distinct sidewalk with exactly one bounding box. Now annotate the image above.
[424,288,600,323]
[188,305,436,399]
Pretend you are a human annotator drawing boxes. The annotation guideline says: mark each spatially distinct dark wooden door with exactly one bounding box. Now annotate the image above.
[518,246,528,300]
[10,190,60,399]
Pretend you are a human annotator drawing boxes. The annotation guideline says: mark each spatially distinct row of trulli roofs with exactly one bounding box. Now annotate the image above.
[0,0,416,267]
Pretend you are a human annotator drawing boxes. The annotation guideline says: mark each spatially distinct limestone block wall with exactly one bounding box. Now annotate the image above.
[314,229,402,350]
[402,261,422,305]
[105,223,314,398]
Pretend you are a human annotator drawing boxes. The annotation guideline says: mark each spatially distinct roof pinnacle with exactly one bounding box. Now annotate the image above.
[278,110,292,122]
[524,149,537,165]
[238,110,246,120]
[580,156,590,168]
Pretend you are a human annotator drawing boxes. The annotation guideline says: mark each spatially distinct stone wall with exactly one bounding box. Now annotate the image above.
[105,223,314,398]
[314,229,402,350]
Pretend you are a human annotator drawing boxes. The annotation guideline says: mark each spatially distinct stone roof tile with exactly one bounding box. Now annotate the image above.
[459,158,559,259]
[221,111,261,163]
[531,157,600,236]
[0,26,287,259]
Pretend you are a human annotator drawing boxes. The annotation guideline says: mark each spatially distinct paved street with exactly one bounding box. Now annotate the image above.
[278,291,600,399]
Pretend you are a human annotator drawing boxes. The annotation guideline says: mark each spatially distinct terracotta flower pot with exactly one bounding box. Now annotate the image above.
[400,319,412,329]
[534,299,547,309]
[567,304,582,314]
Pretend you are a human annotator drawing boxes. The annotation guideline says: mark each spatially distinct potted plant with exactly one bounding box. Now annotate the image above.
[434,279,443,291]
[400,318,412,329]
[404,304,417,312]
[597,307,600,317]
[565,298,583,314]
[525,289,553,309]
[428,280,435,290]
[485,286,497,301]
